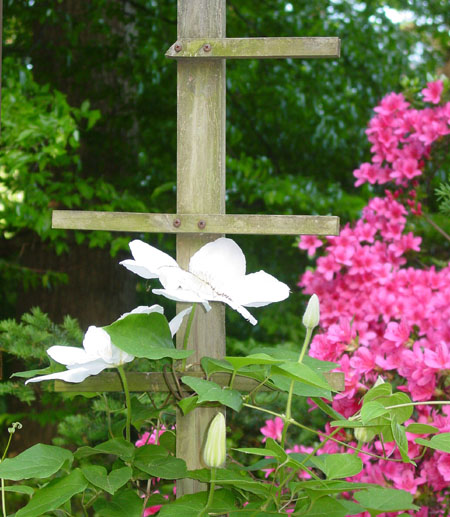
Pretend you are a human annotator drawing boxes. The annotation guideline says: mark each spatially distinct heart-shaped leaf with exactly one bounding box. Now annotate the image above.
[82,465,132,495]
[104,313,192,360]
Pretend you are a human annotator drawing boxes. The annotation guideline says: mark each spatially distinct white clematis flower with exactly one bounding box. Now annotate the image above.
[26,304,191,384]
[120,237,290,325]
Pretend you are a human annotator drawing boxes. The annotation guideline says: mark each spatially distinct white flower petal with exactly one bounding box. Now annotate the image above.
[119,304,164,320]
[230,271,290,307]
[119,259,158,280]
[83,326,113,361]
[153,289,211,312]
[25,361,108,384]
[169,307,192,337]
[214,295,257,326]
[46,346,91,366]
[189,238,246,294]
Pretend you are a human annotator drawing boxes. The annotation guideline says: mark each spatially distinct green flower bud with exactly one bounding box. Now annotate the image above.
[203,413,226,468]
[354,426,375,443]
[302,294,320,329]
[373,376,385,387]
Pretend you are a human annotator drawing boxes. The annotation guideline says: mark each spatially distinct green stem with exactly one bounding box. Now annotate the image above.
[229,369,237,390]
[181,304,197,371]
[1,430,15,517]
[243,403,404,462]
[244,375,272,401]
[102,393,114,439]
[199,467,216,516]
[385,401,450,410]
[117,366,132,442]
[280,327,313,448]
[1,479,5,517]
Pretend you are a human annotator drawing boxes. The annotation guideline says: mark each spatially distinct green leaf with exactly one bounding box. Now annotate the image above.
[104,313,192,360]
[354,487,419,512]
[16,469,88,517]
[201,357,233,377]
[81,465,132,495]
[135,456,187,480]
[378,393,413,424]
[11,365,63,379]
[265,438,288,462]
[302,495,364,516]
[160,431,176,454]
[158,489,235,517]
[181,376,242,412]
[1,485,34,495]
[311,398,346,421]
[362,383,392,403]
[310,454,363,480]
[224,353,285,369]
[75,438,135,461]
[0,444,72,480]
[416,432,450,453]
[178,395,199,415]
[94,488,143,517]
[390,419,412,464]
[130,397,161,428]
[405,423,439,434]
[186,469,271,497]
[133,444,169,462]
[232,447,279,457]
[95,438,135,460]
[291,480,373,494]
[270,374,332,400]
[330,420,371,429]
[255,347,338,372]
[361,401,389,423]
[271,362,331,390]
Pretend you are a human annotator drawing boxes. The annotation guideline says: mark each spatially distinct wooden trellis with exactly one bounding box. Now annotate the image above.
[53,0,343,497]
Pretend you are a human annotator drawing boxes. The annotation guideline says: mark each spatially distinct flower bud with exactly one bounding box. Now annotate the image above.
[203,413,226,468]
[302,294,320,329]
[354,426,375,443]
[373,376,385,387]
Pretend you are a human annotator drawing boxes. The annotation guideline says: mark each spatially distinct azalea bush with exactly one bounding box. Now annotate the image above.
[0,235,449,516]
[297,79,450,515]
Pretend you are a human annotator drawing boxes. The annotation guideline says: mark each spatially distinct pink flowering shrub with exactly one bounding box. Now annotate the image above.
[293,80,449,515]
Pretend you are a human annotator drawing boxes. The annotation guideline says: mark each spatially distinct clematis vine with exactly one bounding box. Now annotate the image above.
[26,305,191,384]
[120,237,290,325]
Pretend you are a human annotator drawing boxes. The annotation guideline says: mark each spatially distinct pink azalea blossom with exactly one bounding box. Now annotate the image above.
[296,83,450,512]
[260,417,284,442]
[298,235,323,257]
[422,80,444,104]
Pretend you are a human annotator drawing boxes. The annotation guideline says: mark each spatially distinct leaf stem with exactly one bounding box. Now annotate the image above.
[1,430,15,517]
[199,467,216,516]
[243,403,404,462]
[280,327,313,448]
[181,304,197,371]
[117,366,132,442]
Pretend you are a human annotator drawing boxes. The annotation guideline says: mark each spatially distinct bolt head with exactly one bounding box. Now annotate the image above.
[174,43,182,52]
[173,218,181,228]
[203,43,211,52]
[197,220,206,230]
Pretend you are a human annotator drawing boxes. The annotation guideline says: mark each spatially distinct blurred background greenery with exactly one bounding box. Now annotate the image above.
[0,0,449,452]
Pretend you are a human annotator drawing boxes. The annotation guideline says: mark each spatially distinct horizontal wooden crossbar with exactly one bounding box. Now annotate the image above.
[166,37,340,59]
[52,211,339,236]
[54,371,345,393]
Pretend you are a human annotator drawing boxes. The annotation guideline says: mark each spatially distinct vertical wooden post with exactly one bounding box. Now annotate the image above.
[175,0,226,496]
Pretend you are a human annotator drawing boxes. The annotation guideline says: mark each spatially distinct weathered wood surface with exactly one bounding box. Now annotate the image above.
[166,37,340,59]
[54,371,345,393]
[175,0,226,496]
[52,211,340,236]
